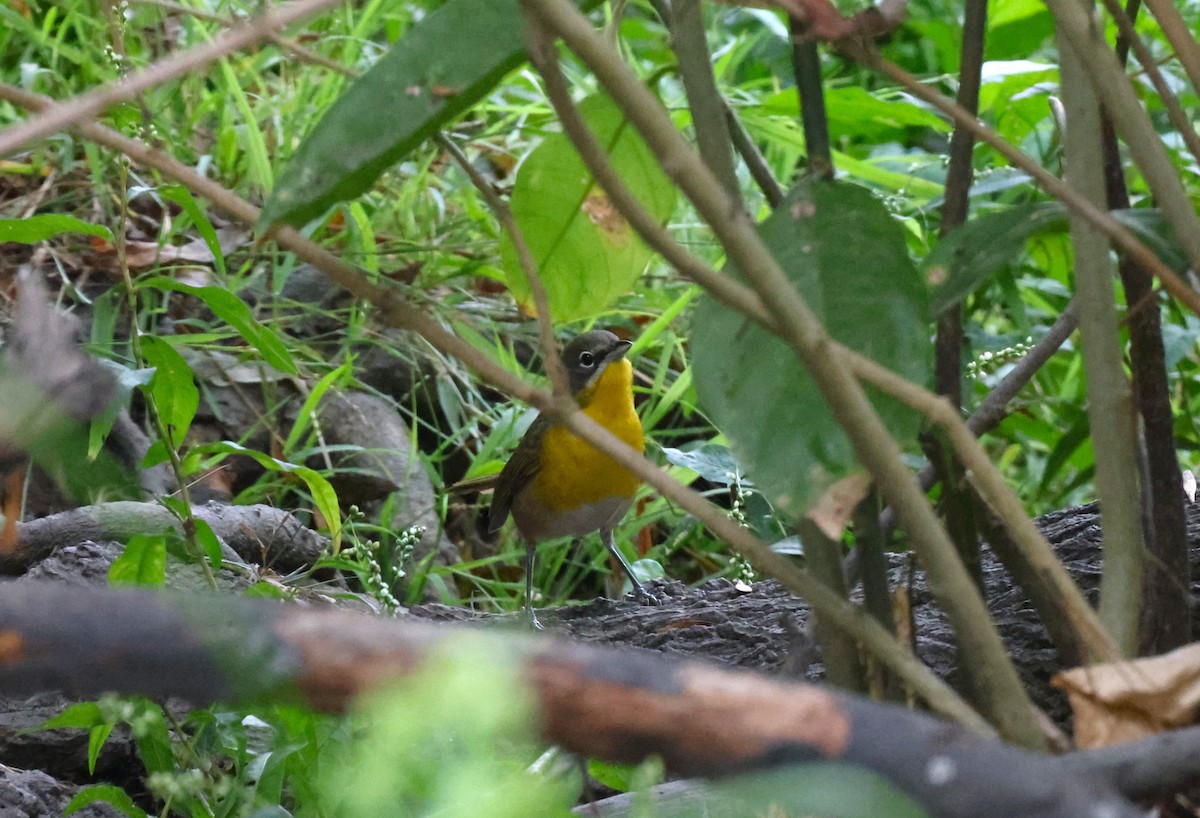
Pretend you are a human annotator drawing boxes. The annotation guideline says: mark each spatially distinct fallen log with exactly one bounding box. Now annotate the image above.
[0,580,1146,818]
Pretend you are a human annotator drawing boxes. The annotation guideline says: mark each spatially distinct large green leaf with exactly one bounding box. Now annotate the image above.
[261,0,596,229]
[987,0,1055,60]
[764,86,951,143]
[499,94,676,321]
[693,178,930,516]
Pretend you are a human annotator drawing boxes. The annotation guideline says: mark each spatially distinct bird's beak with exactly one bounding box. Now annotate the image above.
[605,339,633,364]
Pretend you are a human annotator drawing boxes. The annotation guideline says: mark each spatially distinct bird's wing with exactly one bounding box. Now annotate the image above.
[488,415,551,533]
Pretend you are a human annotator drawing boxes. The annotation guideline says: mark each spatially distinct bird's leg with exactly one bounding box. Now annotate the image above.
[525,539,543,630]
[601,527,652,602]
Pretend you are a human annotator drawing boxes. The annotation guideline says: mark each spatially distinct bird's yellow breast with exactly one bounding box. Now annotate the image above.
[531,359,643,513]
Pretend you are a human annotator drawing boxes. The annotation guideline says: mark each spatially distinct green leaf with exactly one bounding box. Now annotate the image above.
[87,724,114,775]
[192,440,342,551]
[89,364,155,460]
[140,336,199,450]
[284,361,353,455]
[129,699,176,775]
[661,442,742,485]
[1111,208,1191,273]
[926,205,1190,316]
[158,185,227,277]
[261,0,606,228]
[35,701,105,731]
[319,636,574,818]
[693,178,930,516]
[65,785,148,818]
[0,365,136,500]
[0,214,112,243]
[193,518,225,569]
[139,277,297,375]
[691,762,931,818]
[987,0,1055,61]
[500,94,677,321]
[586,759,638,792]
[108,533,168,587]
[765,86,950,142]
[925,202,1066,315]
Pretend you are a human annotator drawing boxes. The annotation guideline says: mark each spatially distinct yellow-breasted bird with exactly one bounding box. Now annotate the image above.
[489,330,647,626]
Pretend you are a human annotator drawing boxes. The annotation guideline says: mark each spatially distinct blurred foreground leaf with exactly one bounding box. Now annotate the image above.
[638,763,931,818]
[320,636,574,818]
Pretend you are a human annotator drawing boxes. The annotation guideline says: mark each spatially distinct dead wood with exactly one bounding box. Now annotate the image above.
[1,501,327,574]
[0,580,1148,818]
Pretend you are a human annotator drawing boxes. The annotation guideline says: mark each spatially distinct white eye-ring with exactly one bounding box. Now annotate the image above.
[579,351,596,367]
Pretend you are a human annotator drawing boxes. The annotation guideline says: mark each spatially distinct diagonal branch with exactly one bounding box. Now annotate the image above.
[0,0,343,159]
[844,46,1200,318]
[521,0,1045,748]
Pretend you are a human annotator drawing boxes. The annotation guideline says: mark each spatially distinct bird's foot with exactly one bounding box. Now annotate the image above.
[526,603,546,631]
[630,580,662,607]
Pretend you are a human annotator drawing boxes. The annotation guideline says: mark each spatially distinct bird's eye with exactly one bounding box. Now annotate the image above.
[579,351,596,367]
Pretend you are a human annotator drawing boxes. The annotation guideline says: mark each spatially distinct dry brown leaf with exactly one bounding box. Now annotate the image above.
[1053,643,1200,748]
[92,228,249,269]
[806,472,872,539]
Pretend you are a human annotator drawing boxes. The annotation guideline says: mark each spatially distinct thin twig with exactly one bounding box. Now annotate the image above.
[1101,0,1191,654]
[1042,0,1200,278]
[0,0,343,158]
[132,0,357,78]
[1141,0,1200,99]
[723,102,785,207]
[870,302,1080,562]
[525,31,774,326]
[1056,30,1144,655]
[928,0,988,593]
[842,345,1120,661]
[789,21,833,178]
[435,131,567,396]
[1095,0,1200,167]
[847,46,1200,318]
